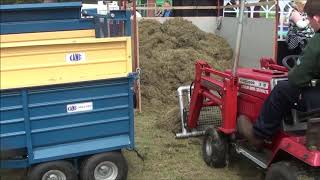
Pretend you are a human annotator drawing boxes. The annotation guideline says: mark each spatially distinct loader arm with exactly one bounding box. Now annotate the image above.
[187,60,239,134]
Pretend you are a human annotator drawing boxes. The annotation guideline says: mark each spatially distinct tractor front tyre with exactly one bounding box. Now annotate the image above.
[265,161,299,180]
[202,127,227,168]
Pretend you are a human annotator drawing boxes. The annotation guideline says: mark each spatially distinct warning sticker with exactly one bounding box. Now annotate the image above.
[239,78,269,89]
[240,85,269,94]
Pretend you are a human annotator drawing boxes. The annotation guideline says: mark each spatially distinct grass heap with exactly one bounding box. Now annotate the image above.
[139,18,233,132]
[139,18,232,107]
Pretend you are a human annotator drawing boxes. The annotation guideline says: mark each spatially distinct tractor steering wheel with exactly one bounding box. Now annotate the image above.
[282,55,299,70]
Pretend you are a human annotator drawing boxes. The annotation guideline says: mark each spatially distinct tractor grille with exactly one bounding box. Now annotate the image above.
[197,106,222,131]
[181,88,222,131]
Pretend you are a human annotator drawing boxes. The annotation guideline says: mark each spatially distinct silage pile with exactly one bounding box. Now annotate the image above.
[139,18,233,131]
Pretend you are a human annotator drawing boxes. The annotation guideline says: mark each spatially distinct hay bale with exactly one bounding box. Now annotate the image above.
[139,18,233,131]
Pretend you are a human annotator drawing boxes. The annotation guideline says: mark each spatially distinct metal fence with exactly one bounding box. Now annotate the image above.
[137,0,293,41]
[222,0,293,41]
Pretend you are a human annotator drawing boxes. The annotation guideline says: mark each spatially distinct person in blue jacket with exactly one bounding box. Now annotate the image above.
[162,1,172,17]
[156,1,172,17]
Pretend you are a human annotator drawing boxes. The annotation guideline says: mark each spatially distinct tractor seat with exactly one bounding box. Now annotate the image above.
[282,85,320,132]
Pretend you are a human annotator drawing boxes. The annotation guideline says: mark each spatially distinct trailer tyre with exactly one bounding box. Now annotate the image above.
[80,151,128,180]
[27,160,78,180]
[202,127,227,168]
[265,161,299,180]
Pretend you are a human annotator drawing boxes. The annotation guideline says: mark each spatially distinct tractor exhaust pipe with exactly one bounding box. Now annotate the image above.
[232,0,245,76]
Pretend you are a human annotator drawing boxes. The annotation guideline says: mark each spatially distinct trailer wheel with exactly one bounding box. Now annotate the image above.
[265,161,299,180]
[80,152,128,180]
[27,160,78,180]
[202,127,227,168]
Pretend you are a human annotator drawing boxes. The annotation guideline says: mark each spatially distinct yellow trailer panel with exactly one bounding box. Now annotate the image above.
[1,30,96,43]
[0,31,132,90]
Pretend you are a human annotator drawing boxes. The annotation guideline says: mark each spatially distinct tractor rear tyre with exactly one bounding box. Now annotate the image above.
[202,127,227,168]
[265,161,299,180]
[80,151,128,180]
[27,160,78,180]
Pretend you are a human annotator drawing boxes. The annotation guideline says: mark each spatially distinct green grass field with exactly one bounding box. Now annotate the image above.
[0,109,263,180]
[125,110,263,180]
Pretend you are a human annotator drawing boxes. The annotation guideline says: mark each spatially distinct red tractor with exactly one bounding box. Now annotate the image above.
[183,1,320,179]
[187,58,319,179]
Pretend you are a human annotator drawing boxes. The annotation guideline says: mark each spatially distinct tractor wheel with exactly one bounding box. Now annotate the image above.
[80,151,128,180]
[27,160,78,180]
[265,161,299,180]
[202,127,227,168]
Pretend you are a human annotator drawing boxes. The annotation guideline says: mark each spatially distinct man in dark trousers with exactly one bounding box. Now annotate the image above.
[238,0,320,148]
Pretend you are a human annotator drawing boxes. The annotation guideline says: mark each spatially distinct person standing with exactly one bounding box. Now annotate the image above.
[162,1,172,17]
[286,0,314,54]
[155,1,172,17]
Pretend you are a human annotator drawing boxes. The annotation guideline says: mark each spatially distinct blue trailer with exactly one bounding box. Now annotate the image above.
[0,2,135,180]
